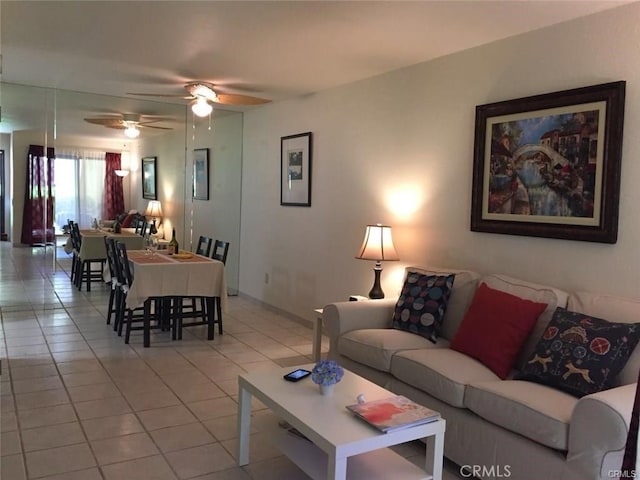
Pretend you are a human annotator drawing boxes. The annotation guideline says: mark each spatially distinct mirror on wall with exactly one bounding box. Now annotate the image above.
[0,82,243,293]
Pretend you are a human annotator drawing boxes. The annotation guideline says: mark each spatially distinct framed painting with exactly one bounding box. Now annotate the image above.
[471,81,625,243]
[281,132,312,206]
[142,156,157,200]
[193,148,210,200]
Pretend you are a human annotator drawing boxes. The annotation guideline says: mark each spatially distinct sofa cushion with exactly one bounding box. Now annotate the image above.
[450,283,547,379]
[391,272,455,343]
[390,348,500,407]
[404,266,481,341]
[338,329,446,372]
[481,274,569,371]
[465,380,577,451]
[517,307,640,397]
[569,291,640,386]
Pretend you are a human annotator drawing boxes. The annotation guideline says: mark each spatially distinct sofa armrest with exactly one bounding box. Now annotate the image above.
[567,383,637,480]
[323,299,396,355]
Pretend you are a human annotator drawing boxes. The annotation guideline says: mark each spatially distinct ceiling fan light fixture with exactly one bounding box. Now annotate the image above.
[124,125,141,138]
[192,97,213,117]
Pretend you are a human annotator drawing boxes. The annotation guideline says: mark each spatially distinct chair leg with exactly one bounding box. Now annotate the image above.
[124,308,133,344]
[143,299,151,348]
[215,296,223,334]
[106,287,115,325]
[206,296,215,340]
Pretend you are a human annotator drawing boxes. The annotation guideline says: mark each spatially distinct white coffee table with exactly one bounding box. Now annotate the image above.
[237,365,445,480]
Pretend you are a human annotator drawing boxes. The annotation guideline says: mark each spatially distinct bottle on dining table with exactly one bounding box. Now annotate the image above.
[169,228,179,254]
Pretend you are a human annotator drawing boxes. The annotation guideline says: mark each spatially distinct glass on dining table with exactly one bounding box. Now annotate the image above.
[144,235,159,256]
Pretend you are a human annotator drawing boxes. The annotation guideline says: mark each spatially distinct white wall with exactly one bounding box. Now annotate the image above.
[240,3,640,321]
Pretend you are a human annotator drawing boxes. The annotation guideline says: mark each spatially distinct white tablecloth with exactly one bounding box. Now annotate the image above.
[125,250,228,310]
[74,230,144,259]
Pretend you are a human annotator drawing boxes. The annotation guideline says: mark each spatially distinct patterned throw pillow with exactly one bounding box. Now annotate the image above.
[391,272,455,343]
[517,307,640,397]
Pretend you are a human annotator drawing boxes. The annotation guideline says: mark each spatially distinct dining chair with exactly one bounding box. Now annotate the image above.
[142,222,152,237]
[68,220,80,285]
[210,239,230,334]
[196,236,213,257]
[211,240,230,265]
[134,218,145,235]
[72,223,106,292]
[114,242,167,347]
[103,236,120,327]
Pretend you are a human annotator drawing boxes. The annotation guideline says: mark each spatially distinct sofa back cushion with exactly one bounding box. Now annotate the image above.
[481,274,569,371]
[391,272,455,343]
[517,307,640,397]
[450,283,548,379]
[568,291,640,386]
[403,266,480,341]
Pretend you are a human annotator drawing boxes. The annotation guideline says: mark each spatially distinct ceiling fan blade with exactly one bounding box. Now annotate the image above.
[213,93,271,105]
[84,117,124,128]
[141,124,172,130]
[128,92,195,99]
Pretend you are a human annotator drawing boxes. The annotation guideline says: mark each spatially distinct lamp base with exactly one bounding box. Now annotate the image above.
[150,219,157,235]
[368,265,384,299]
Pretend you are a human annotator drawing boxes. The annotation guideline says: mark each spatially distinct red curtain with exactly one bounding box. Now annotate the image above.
[622,375,640,474]
[103,152,124,220]
[21,144,55,245]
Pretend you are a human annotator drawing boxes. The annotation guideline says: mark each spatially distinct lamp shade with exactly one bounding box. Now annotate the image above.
[355,224,399,262]
[114,169,130,177]
[144,200,163,219]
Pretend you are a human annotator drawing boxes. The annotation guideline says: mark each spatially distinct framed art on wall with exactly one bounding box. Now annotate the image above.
[281,132,312,206]
[142,156,157,200]
[193,148,210,200]
[471,81,625,244]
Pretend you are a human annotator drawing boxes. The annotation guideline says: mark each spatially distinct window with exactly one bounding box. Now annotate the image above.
[54,149,106,229]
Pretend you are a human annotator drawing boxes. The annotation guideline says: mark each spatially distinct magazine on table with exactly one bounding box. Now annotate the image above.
[346,395,440,433]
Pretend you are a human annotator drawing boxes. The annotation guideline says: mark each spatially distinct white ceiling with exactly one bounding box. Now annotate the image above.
[2,1,632,104]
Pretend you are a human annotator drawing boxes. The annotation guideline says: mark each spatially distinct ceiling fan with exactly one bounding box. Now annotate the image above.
[84,113,172,138]
[128,81,271,117]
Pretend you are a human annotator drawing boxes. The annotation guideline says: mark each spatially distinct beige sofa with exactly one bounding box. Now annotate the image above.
[324,267,640,480]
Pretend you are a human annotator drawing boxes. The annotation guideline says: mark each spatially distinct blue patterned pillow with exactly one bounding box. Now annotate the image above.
[517,307,640,397]
[391,272,455,343]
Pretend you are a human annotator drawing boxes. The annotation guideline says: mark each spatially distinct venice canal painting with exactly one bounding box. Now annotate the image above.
[486,105,604,225]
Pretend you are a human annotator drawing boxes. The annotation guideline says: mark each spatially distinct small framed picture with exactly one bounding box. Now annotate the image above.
[281,132,312,206]
[142,156,157,200]
[193,148,210,200]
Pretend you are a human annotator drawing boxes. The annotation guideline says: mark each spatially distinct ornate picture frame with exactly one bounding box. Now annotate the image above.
[471,81,625,243]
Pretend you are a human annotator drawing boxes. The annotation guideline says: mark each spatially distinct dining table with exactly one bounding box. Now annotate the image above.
[64,228,145,259]
[125,250,228,342]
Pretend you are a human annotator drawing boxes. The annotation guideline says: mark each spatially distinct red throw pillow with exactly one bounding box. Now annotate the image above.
[120,213,136,228]
[450,283,547,379]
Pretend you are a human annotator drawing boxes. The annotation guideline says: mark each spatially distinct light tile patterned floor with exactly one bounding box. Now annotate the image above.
[0,243,462,479]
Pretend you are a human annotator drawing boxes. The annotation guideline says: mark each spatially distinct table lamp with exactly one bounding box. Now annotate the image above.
[144,200,163,235]
[355,224,399,299]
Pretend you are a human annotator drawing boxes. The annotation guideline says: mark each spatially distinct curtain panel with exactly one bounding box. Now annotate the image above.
[21,144,55,245]
[103,152,124,220]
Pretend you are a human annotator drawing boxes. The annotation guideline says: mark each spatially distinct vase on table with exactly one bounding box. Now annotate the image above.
[319,384,335,396]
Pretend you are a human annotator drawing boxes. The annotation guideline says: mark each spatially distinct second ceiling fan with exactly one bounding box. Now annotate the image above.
[129,81,271,117]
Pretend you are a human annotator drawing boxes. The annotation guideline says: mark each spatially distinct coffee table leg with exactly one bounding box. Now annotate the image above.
[237,385,252,466]
[327,452,347,480]
[425,430,444,480]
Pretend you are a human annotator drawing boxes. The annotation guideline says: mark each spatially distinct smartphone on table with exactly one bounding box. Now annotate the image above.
[283,368,311,382]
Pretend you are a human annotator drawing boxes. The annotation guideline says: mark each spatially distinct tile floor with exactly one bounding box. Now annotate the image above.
[0,243,462,480]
